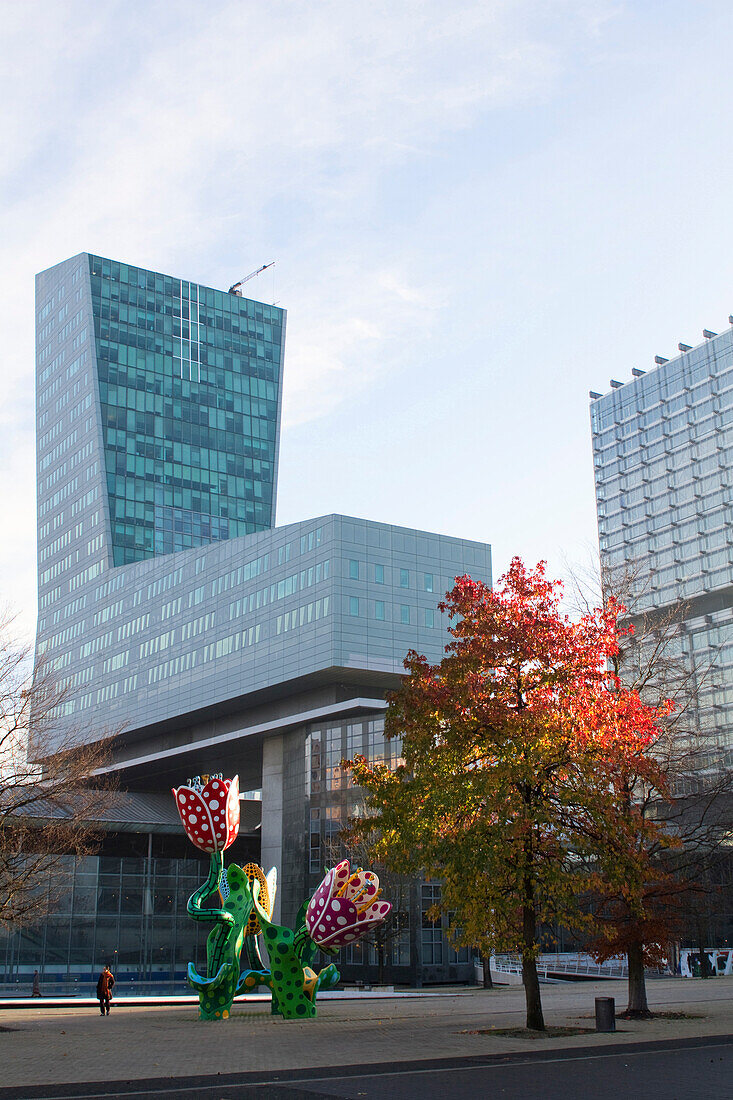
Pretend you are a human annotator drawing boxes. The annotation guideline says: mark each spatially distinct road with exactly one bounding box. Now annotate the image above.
[1,1035,731,1099]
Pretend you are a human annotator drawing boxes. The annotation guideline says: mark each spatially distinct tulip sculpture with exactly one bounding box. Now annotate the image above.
[174,774,392,1021]
[173,774,253,1019]
[239,859,392,1019]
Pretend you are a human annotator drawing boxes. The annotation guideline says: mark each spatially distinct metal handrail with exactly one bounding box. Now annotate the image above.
[491,952,628,978]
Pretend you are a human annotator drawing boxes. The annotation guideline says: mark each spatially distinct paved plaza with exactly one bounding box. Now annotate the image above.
[0,977,730,1096]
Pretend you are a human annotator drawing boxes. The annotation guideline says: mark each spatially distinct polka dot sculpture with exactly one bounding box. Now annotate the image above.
[173,775,249,1020]
[172,775,240,854]
[238,878,341,1018]
[186,855,252,1020]
[173,779,392,1020]
[304,860,392,950]
[238,860,392,1019]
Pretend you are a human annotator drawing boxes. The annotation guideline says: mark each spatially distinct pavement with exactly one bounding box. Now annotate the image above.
[0,977,730,1096]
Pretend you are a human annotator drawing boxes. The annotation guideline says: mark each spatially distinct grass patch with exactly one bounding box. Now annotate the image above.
[465,1025,598,1038]
[575,1011,704,1022]
[629,1011,703,1021]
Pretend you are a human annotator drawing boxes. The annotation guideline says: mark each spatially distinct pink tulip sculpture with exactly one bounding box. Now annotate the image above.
[304,859,392,950]
[241,857,392,1019]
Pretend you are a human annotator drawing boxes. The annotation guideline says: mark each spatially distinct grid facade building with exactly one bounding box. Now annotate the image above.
[26,253,493,987]
[591,326,733,753]
[35,254,491,755]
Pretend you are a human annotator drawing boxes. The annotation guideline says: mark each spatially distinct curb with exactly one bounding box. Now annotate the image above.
[0,989,466,1011]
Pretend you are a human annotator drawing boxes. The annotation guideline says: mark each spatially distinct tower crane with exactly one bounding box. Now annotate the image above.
[228,263,275,296]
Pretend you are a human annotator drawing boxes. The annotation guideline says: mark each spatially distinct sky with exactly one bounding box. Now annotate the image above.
[4,0,733,643]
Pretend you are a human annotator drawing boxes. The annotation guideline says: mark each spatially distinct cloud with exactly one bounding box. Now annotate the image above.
[283,263,434,427]
[0,0,618,635]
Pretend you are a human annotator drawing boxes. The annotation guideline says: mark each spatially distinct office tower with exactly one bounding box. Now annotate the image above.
[11,253,493,988]
[38,253,283,572]
[590,326,733,753]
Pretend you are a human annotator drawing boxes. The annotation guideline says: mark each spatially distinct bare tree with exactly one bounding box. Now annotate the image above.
[567,557,733,1015]
[0,610,114,928]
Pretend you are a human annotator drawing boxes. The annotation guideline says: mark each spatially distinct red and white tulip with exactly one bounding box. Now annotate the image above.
[172,775,240,854]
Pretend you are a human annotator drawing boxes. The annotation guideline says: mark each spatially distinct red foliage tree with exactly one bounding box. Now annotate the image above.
[349,559,670,1031]
[567,558,732,1013]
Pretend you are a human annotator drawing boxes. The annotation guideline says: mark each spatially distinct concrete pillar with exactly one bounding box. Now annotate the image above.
[260,734,284,922]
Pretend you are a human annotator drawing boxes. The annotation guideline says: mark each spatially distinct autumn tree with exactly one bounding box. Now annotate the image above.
[349,559,668,1031]
[0,611,113,928]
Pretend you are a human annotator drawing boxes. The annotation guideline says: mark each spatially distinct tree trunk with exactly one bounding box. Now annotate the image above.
[481,954,494,989]
[522,951,544,1031]
[522,893,544,1031]
[625,939,652,1018]
[377,940,385,986]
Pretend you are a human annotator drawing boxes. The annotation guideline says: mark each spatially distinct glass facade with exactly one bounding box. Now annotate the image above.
[0,850,216,993]
[88,255,284,565]
[279,714,472,983]
[591,329,733,752]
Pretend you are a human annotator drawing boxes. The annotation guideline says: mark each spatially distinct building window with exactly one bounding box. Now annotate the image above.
[325,727,345,791]
[400,604,410,625]
[309,808,321,873]
[375,600,385,621]
[400,568,409,588]
[424,573,434,593]
[448,913,470,963]
[308,730,322,797]
[424,608,435,627]
[349,559,359,580]
[349,596,360,616]
[375,563,384,584]
[301,528,322,554]
[325,805,343,849]
[421,884,443,965]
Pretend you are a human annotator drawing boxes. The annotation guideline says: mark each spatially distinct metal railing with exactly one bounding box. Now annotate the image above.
[492,952,628,980]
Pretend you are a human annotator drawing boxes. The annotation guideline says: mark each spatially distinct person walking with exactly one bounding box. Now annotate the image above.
[96,965,115,1016]
[32,970,41,997]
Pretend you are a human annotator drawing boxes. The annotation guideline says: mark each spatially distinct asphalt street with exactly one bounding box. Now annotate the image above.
[0,1035,731,1100]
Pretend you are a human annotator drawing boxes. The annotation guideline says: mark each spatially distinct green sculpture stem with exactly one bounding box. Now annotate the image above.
[186,851,251,1020]
[293,924,338,963]
[292,926,311,958]
[239,881,340,1019]
[188,851,233,927]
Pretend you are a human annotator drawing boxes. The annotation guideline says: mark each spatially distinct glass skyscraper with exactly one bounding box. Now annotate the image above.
[591,325,733,753]
[88,255,284,564]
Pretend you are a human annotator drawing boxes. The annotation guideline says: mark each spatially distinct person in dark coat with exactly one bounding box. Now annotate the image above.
[96,965,115,1015]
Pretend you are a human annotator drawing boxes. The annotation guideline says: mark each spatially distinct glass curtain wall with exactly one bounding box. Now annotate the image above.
[299,715,473,984]
[88,255,284,565]
[0,851,213,994]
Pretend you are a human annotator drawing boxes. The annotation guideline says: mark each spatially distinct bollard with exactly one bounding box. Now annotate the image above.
[595,996,616,1032]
